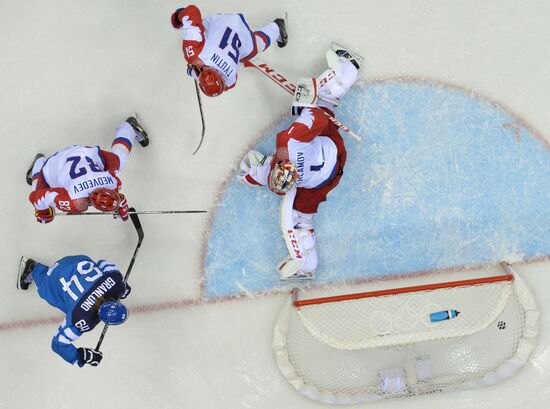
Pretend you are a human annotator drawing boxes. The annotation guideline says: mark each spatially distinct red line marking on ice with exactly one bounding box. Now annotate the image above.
[2,255,547,333]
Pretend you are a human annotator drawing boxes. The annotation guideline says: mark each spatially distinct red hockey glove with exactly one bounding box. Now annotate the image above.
[171,7,186,29]
[186,58,205,78]
[35,207,55,224]
[113,194,129,222]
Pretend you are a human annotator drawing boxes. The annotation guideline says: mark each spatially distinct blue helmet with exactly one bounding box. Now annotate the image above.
[99,300,128,325]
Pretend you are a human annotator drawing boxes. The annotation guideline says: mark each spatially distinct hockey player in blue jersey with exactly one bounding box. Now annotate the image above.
[17,255,131,367]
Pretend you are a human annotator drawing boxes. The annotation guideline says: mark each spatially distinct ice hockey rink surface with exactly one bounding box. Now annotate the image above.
[1,1,549,408]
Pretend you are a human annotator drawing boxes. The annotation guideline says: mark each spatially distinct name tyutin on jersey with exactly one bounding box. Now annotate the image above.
[210,53,234,77]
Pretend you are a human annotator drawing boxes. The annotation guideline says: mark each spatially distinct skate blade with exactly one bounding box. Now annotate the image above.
[280,272,315,281]
[330,42,364,62]
[16,256,29,290]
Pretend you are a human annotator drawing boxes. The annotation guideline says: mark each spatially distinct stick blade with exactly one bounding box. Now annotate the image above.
[128,207,144,241]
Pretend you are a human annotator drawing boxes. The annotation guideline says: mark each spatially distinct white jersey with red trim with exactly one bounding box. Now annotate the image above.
[288,137,338,189]
[196,14,256,88]
[41,145,118,200]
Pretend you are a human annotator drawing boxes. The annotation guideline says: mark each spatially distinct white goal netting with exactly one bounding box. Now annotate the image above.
[273,271,538,404]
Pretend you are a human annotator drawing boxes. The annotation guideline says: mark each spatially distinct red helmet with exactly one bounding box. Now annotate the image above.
[198,67,225,97]
[90,188,120,212]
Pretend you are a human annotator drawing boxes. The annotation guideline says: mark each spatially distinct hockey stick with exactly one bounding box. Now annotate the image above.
[95,207,144,351]
[192,80,206,155]
[243,57,363,142]
[58,210,206,216]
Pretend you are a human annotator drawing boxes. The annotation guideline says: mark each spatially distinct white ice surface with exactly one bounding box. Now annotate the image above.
[1,1,549,408]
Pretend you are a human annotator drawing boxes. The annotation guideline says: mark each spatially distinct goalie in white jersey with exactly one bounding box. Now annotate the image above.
[237,46,361,279]
[171,5,288,96]
[26,116,149,224]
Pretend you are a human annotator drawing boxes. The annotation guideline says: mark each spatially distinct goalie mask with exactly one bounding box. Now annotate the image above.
[269,161,299,195]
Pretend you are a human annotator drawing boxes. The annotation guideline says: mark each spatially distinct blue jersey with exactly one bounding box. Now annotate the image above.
[33,255,127,366]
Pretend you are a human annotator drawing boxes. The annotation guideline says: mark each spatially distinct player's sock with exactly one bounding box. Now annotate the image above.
[112,122,133,170]
[254,21,283,52]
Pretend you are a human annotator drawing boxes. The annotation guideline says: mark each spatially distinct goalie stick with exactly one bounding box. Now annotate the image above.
[58,210,207,216]
[192,80,206,155]
[95,207,144,351]
[243,57,363,142]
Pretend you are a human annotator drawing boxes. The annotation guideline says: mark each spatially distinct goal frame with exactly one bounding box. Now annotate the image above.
[292,273,514,309]
[274,263,539,404]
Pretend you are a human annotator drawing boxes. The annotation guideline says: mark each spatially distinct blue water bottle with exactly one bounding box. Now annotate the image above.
[430,310,460,323]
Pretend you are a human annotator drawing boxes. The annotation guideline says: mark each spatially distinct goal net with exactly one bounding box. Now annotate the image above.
[273,267,538,404]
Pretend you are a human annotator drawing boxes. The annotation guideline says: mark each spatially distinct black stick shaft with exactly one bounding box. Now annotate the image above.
[95,208,144,351]
[58,210,206,216]
[192,80,206,155]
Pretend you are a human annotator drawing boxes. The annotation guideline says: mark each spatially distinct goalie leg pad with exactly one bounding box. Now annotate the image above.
[279,226,317,279]
[236,150,270,187]
[316,59,359,107]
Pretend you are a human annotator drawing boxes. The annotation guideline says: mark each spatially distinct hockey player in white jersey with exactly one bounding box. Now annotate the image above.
[237,46,361,279]
[171,5,288,96]
[26,116,148,224]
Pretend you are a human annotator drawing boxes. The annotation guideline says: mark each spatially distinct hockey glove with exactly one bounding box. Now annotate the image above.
[78,347,103,367]
[186,59,205,79]
[113,194,129,222]
[35,207,55,224]
[171,7,186,29]
[121,282,131,299]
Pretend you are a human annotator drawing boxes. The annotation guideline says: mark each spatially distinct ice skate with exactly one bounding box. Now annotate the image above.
[17,257,36,290]
[126,115,149,147]
[25,153,45,186]
[282,270,315,280]
[277,256,315,280]
[274,14,288,48]
[330,42,364,69]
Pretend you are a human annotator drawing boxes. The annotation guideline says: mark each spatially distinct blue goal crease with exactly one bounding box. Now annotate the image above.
[203,82,550,299]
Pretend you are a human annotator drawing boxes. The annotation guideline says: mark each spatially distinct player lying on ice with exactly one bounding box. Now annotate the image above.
[237,45,361,279]
[26,116,149,224]
[17,255,131,367]
[171,4,288,97]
